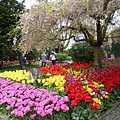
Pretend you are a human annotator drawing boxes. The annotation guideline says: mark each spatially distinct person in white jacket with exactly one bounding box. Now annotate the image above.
[49,52,56,65]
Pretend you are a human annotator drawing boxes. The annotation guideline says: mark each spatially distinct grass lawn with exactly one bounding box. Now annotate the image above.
[0,64,39,72]
[104,60,120,66]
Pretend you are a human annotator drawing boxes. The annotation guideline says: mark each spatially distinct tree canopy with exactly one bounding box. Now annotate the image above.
[14,0,120,67]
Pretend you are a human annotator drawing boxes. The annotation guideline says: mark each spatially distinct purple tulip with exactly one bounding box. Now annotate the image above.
[101,91,106,95]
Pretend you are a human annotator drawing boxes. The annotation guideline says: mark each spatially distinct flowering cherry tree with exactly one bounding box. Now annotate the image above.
[14,0,120,68]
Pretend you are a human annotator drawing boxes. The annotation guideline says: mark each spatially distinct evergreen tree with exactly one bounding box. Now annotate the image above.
[0,0,25,68]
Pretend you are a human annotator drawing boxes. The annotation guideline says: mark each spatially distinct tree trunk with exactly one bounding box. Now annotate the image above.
[93,46,102,69]
[0,61,3,69]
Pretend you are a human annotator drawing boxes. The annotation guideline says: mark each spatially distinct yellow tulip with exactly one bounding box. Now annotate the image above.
[46,73,51,76]
[86,87,93,93]
[99,84,104,88]
[22,80,25,84]
[59,87,64,92]
[44,82,49,86]
[37,79,41,83]
[27,80,31,84]
[31,79,35,83]
[92,98,101,105]
[42,79,46,83]
[94,82,99,86]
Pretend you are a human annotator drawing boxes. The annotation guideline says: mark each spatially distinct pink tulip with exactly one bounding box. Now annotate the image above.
[62,96,69,102]
[34,107,38,111]
[45,108,53,115]
[17,111,24,117]
[39,111,46,117]
[30,114,36,119]
[36,98,41,102]
[24,105,31,113]
[17,105,23,110]
[45,104,54,110]
[54,106,60,112]
[6,106,11,110]
[61,104,69,112]
[10,102,15,108]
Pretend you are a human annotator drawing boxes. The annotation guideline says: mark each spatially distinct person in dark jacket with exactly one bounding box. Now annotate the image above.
[41,52,47,67]
[19,52,26,70]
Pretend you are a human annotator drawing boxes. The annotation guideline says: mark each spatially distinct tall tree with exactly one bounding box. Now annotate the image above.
[0,0,25,68]
[14,0,120,68]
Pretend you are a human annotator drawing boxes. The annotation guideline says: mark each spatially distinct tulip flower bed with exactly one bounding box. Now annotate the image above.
[2,60,35,66]
[2,61,19,66]
[0,78,70,120]
[0,62,120,120]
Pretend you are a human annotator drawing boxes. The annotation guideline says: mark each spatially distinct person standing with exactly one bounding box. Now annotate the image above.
[19,52,26,70]
[49,52,56,65]
[41,52,47,67]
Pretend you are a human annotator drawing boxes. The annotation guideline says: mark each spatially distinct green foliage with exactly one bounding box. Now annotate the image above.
[63,49,70,56]
[69,42,94,63]
[56,53,68,63]
[71,101,99,120]
[25,49,42,61]
[111,42,120,59]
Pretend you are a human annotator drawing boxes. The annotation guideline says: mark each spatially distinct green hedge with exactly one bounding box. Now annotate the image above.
[69,42,94,63]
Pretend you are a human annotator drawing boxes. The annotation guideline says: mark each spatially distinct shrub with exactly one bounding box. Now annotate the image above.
[69,41,94,63]
[56,53,68,63]
[111,42,120,59]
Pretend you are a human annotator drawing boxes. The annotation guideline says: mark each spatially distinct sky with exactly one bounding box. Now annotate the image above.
[17,0,37,9]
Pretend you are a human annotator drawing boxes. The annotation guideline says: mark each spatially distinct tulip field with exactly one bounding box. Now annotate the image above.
[0,61,120,120]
